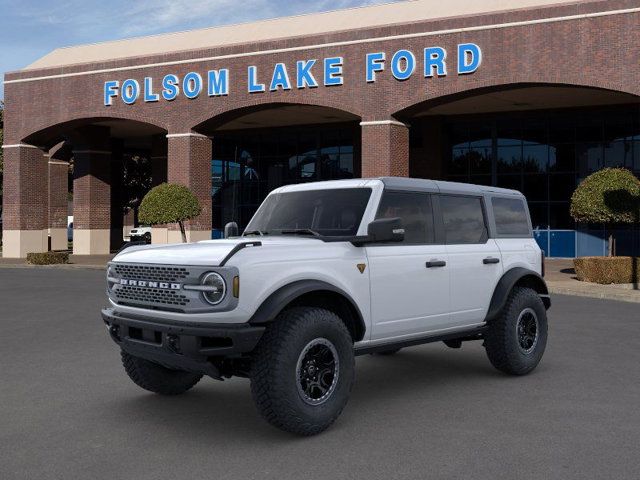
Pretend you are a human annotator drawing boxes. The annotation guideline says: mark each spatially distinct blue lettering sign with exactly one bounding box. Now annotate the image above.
[324,57,343,86]
[424,47,447,77]
[144,77,159,102]
[208,69,229,96]
[270,63,292,91]
[121,79,140,104]
[183,72,203,99]
[162,74,179,101]
[248,66,265,93]
[296,60,318,89]
[458,43,482,74]
[366,52,385,83]
[391,50,415,81]
[104,80,119,106]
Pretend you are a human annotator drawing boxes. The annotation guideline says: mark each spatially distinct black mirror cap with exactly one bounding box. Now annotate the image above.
[224,222,239,238]
[366,217,405,243]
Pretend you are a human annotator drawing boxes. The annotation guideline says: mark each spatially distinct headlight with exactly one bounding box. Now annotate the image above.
[201,272,226,305]
[106,265,117,291]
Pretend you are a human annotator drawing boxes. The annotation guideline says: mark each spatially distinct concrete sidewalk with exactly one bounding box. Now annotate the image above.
[545,258,640,304]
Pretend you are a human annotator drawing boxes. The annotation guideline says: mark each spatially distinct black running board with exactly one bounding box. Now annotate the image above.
[354,325,486,356]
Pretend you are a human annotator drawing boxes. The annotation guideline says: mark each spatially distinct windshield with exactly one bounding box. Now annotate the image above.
[244,188,372,237]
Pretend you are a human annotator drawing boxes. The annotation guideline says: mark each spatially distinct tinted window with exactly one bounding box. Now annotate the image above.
[441,195,487,244]
[245,188,371,237]
[492,197,531,236]
[376,191,434,244]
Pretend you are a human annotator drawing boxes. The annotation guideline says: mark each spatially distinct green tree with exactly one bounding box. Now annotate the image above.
[570,168,640,256]
[138,183,202,243]
[121,153,152,225]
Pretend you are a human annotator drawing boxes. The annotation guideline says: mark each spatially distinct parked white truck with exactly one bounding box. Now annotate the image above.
[102,177,550,435]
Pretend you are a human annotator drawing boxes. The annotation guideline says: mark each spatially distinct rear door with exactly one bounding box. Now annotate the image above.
[439,194,503,327]
[366,190,450,341]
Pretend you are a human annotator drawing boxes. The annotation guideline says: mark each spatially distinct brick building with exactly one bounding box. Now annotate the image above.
[2,0,640,258]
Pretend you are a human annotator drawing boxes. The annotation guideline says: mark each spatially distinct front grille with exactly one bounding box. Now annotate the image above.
[114,264,189,283]
[115,286,190,307]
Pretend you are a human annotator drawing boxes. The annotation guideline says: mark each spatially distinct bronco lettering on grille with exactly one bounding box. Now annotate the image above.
[119,279,181,290]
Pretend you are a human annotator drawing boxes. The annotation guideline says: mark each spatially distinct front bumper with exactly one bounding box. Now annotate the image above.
[102,308,265,377]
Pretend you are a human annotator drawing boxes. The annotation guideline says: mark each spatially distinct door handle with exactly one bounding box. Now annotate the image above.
[426,260,446,268]
[483,257,500,264]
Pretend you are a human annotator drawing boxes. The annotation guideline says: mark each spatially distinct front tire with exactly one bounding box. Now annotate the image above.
[484,287,548,375]
[121,351,202,395]
[250,307,355,436]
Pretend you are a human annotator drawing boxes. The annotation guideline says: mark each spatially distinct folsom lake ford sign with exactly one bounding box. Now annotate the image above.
[103,43,482,106]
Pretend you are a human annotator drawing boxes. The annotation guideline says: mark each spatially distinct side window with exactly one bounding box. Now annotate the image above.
[440,195,487,244]
[492,197,531,236]
[375,191,435,244]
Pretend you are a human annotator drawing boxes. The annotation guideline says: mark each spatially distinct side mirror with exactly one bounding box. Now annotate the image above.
[224,222,239,238]
[363,217,405,244]
[368,217,405,243]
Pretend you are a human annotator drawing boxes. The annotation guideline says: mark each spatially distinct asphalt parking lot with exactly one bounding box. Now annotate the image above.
[1,268,639,480]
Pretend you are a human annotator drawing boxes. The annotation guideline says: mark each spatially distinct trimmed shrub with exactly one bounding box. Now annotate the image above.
[574,256,640,284]
[570,168,640,256]
[139,183,202,243]
[27,251,69,265]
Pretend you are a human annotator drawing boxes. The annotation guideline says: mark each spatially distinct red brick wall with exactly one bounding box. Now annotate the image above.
[4,0,639,146]
[2,146,48,230]
[167,135,213,231]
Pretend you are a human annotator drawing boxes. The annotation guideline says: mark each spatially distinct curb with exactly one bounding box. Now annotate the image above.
[548,284,640,304]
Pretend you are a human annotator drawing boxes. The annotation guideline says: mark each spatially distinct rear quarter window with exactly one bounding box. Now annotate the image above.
[492,197,531,236]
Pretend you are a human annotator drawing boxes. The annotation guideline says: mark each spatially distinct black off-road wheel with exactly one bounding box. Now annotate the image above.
[250,307,355,436]
[484,287,548,375]
[121,351,202,395]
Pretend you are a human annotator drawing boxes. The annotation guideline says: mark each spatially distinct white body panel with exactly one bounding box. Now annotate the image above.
[366,244,450,340]
[446,240,503,326]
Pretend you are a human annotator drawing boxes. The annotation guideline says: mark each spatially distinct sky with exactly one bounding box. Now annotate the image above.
[0,0,401,100]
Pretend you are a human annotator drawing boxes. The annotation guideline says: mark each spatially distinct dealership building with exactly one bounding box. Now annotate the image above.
[2,0,640,258]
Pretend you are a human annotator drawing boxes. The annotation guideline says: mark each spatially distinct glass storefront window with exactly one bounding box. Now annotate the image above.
[211,124,358,232]
[443,104,640,233]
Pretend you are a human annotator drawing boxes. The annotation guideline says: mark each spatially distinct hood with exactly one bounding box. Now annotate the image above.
[112,236,322,266]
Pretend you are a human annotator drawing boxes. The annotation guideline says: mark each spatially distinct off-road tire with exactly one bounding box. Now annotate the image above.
[484,287,547,375]
[121,351,202,395]
[250,307,355,436]
[375,348,402,355]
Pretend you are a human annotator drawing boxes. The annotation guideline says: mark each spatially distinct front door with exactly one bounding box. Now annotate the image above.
[366,191,451,341]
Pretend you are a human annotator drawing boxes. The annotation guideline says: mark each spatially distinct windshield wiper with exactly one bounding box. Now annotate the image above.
[279,228,321,237]
[243,230,267,236]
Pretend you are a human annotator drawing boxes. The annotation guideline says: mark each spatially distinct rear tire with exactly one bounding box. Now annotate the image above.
[250,307,355,436]
[121,351,202,395]
[484,287,547,375]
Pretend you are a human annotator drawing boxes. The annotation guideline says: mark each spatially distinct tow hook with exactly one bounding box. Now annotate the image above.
[107,324,121,342]
[167,334,181,353]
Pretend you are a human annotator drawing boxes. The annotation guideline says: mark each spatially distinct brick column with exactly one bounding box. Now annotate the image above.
[360,120,410,178]
[150,134,168,187]
[48,143,70,251]
[2,144,49,258]
[165,132,212,243]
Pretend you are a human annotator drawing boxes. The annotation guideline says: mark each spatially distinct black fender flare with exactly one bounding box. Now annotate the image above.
[248,280,366,341]
[485,267,551,322]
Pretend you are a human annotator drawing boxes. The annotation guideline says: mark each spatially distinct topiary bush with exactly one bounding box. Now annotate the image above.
[138,183,202,243]
[574,256,639,284]
[570,168,640,256]
[27,251,69,265]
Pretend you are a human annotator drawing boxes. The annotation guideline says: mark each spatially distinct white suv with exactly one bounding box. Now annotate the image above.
[102,177,550,435]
